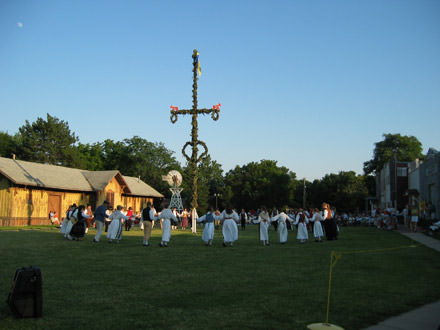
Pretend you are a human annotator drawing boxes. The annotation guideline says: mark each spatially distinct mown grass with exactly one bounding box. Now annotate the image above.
[0,224,439,330]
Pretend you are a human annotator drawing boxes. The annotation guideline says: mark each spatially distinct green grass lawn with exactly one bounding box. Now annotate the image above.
[0,224,439,330]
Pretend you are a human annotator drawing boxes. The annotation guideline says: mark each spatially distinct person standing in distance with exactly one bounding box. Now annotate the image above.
[93,200,109,243]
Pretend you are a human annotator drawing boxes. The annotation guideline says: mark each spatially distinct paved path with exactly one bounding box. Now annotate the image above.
[363,227,440,330]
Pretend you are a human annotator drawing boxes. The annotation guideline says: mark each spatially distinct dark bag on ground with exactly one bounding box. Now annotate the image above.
[7,266,43,318]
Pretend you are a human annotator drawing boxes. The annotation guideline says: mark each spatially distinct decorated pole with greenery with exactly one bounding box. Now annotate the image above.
[170,49,220,211]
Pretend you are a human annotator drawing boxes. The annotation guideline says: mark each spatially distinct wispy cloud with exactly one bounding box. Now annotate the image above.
[17,22,23,28]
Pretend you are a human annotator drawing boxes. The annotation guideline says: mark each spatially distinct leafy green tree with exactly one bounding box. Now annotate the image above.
[224,160,294,210]
[305,179,326,209]
[16,114,80,166]
[307,171,368,213]
[364,175,376,197]
[181,155,224,212]
[0,131,18,158]
[290,177,308,209]
[363,133,424,175]
[76,142,105,171]
[100,136,181,196]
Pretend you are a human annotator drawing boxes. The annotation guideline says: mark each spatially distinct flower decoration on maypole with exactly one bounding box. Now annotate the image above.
[170,105,179,123]
[211,103,221,120]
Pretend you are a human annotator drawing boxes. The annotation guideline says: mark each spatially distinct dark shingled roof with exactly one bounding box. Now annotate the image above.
[0,156,163,198]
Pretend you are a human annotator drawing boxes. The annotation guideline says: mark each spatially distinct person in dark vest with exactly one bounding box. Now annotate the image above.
[70,205,92,241]
[104,205,113,232]
[93,200,109,243]
[240,209,247,230]
[141,202,156,246]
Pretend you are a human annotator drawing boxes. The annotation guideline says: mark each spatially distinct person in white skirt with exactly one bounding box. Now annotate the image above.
[310,209,324,242]
[294,212,309,243]
[258,207,271,246]
[107,205,130,243]
[271,210,294,244]
[157,203,179,247]
[217,207,239,247]
[64,204,78,240]
[197,206,217,246]
[60,204,74,237]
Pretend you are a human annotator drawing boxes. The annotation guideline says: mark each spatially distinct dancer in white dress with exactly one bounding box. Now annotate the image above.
[258,207,271,246]
[61,204,77,239]
[107,206,130,243]
[197,206,217,246]
[217,207,239,247]
[157,204,179,247]
[60,205,72,236]
[271,211,294,244]
[310,209,324,242]
[294,212,309,243]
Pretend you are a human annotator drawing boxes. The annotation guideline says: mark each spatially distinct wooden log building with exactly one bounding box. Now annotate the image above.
[0,156,163,226]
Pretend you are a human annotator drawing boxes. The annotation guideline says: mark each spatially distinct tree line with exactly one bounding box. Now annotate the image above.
[0,114,424,213]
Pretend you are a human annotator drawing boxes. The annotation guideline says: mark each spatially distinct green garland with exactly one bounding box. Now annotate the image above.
[169,49,220,209]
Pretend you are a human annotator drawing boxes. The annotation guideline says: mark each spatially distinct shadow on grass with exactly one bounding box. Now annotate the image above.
[0,226,439,329]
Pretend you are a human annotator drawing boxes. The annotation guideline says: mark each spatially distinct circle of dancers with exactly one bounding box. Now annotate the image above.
[59,200,340,247]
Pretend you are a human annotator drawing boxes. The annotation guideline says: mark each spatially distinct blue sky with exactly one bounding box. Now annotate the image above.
[1,0,439,180]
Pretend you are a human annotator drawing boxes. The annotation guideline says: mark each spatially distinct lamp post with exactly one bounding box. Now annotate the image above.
[214,193,221,210]
[303,178,306,209]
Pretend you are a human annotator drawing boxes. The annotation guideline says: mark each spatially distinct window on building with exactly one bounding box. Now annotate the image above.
[106,191,115,208]
[397,167,407,177]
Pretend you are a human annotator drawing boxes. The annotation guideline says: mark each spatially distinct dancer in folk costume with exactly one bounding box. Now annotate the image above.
[141,202,157,247]
[171,207,180,231]
[270,207,279,231]
[294,212,309,243]
[107,205,130,243]
[60,204,74,237]
[84,204,94,234]
[322,202,337,240]
[157,203,179,247]
[93,200,110,243]
[64,204,78,240]
[239,209,247,230]
[271,210,294,244]
[197,206,217,246]
[310,208,324,242]
[70,205,92,241]
[217,206,239,247]
[180,208,190,230]
[125,207,134,231]
[258,206,271,246]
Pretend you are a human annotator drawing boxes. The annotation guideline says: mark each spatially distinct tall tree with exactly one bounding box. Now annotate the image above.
[100,136,181,196]
[363,133,424,175]
[17,114,80,166]
[307,171,368,213]
[76,142,105,171]
[191,155,224,213]
[224,160,294,210]
[0,131,18,158]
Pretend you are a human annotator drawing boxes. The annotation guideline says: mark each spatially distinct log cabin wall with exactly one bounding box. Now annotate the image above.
[0,177,93,226]
[122,196,153,215]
